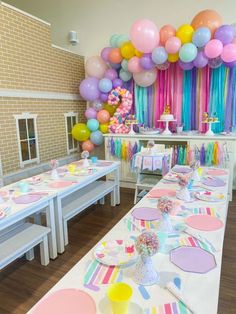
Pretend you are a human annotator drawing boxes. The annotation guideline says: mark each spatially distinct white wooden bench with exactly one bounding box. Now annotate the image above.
[62,180,116,245]
[0,222,50,269]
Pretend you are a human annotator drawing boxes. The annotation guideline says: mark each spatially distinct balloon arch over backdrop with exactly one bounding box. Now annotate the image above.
[72,9,236,151]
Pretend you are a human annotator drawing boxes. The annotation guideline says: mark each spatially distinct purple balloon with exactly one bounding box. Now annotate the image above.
[140,53,155,70]
[113,78,123,88]
[178,60,194,70]
[193,51,208,68]
[79,77,100,101]
[85,107,97,119]
[101,47,112,62]
[109,62,121,70]
[208,57,223,69]
[224,60,236,68]
[214,25,234,45]
[105,68,118,80]
[100,92,109,102]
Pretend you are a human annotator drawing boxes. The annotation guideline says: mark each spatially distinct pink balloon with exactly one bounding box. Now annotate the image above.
[204,39,223,58]
[165,36,181,54]
[128,56,143,73]
[81,140,94,152]
[130,19,159,53]
[221,43,236,62]
[133,68,157,87]
[85,56,108,79]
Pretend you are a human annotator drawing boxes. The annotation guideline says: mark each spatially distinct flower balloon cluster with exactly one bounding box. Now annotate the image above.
[81,150,90,159]
[50,159,59,170]
[158,196,174,214]
[135,231,159,257]
[189,160,200,170]
[178,174,189,187]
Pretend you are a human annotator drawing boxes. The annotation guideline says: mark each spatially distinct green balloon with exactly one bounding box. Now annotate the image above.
[121,59,129,71]
[119,69,132,82]
[109,34,119,48]
[179,43,198,63]
[117,34,130,47]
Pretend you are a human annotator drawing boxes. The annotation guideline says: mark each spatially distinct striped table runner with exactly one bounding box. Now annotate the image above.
[144,301,191,314]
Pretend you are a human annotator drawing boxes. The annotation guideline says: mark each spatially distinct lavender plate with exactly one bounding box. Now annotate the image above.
[202,177,226,187]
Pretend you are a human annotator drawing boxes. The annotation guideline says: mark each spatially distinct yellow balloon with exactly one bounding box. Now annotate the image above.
[168,53,179,62]
[121,41,135,60]
[99,123,109,134]
[176,24,194,44]
[72,123,90,142]
[134,48,143,58]
[103,103,118,116]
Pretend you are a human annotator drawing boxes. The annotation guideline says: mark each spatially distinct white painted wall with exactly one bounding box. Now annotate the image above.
[5,0,236,58]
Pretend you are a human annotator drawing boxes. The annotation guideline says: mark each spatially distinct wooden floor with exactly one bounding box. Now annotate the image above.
[0,189,235,314]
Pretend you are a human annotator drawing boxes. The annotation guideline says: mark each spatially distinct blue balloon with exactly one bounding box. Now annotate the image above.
[98,78,112,93]
[192,27,211,48]
[121,59,129,71]
[90,130,104,145]
[109,34,119,48]
[179,43,198,63]
[151,47,168,65]
[87,119,99,132]
[119,69,132,82]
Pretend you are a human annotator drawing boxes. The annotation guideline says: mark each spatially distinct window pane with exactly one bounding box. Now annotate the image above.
[73,138,77,149]
[67,117,72,133]
[21,141,29,161]
[72,116,76,126]
[27,119,35,139]
[68,134,73,149]
[19,119,27,140]
[29,139,37,159]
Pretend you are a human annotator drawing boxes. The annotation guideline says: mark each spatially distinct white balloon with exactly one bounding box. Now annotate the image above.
[133,68,157,87]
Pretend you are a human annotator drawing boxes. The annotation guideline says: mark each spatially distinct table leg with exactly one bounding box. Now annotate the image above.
[54,197,65,254]
[46,199,58,259]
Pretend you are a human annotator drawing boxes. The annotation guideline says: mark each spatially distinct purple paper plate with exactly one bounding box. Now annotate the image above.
[131,207,162,221]
[170,246,216,274]
[172,166,192,174]
[202,177,225,187]
[13,194,42,204]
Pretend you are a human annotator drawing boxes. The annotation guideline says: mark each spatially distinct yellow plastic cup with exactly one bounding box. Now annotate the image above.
[198,167,203,176]
[107,282,132,314]
[68,164,76,174]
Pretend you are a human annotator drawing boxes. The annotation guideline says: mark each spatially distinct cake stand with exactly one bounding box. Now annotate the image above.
[158,119,177,135]
[126,120,138,135]
[202,121,220,136]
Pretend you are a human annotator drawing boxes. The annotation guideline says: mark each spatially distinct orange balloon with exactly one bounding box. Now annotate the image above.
[191,10,222,36]
[109,48,123,63]
[81,140,94,152]
[160,24,176,45]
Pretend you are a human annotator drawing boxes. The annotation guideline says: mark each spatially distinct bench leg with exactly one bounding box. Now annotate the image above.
[40,236,49,266]
[26,248,34,261]
[111,189,116,207]
[34,212,41,225]
[134,186,138,204]
[99,197,105,205]
[63,219,69,246]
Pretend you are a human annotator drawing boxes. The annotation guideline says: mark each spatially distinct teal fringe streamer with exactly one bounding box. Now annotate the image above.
[182,71,192,130]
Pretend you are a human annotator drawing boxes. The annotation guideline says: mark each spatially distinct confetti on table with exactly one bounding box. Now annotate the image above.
[83,260,122,289]
[144,301,192,314]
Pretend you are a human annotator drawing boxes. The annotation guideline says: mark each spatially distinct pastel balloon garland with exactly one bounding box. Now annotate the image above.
[108,87,133,134]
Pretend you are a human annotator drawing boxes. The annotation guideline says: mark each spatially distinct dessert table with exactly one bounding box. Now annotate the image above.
[29,166,229,314]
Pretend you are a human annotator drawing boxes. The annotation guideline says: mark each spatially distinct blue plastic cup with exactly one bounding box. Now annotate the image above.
[19,181,29,193]
[91,156,98,164]
[157,231,168,253]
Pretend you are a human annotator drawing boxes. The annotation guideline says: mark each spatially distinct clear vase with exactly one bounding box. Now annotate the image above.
[192,169,200,182]
[162,212,174,233]
[51,168,59,180]
[133,255,158,286]
[176,186,191,202]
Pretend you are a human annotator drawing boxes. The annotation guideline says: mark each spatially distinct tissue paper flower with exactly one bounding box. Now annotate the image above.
[189,160,200,170]
[178,174,189,187]
[158,196,174,214]
[50,159,59,169]
[135,231,159,257]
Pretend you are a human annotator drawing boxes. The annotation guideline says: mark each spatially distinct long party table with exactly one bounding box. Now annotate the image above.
[29,167,229,314]
[0,160,120,261]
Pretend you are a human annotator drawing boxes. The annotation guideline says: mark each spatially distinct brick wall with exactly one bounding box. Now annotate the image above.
[0,3,87,175]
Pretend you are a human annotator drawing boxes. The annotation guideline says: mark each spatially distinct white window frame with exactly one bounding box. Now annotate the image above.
[14,112,40,168]
[64,112,78,155]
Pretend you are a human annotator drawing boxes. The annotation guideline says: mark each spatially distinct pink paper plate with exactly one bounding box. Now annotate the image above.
[48,181,75,189]
[207,169,227,176]
[147,189,176,198]
[13,194,42,204]
[32,289,96,314]
[186,214,223,231]
[132,207,162,221]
